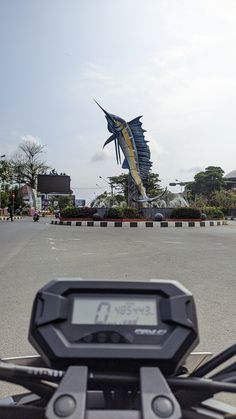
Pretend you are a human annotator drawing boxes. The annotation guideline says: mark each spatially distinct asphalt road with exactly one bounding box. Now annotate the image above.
[0,216,235,400]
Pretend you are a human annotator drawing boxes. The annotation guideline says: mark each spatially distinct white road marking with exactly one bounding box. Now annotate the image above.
[164,241,183,244]
[81,252,95,256]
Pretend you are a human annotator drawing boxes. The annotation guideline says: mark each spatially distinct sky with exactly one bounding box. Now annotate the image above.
[1,0,236,202]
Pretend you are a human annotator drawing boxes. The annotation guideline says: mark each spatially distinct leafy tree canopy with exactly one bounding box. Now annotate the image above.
[108,174,129,202]
[0,159,14,183]
[144,172,162,197]
[53,195,74,210]
[209,189,236,211]
[108,172,162,203]
[190,166,226,197]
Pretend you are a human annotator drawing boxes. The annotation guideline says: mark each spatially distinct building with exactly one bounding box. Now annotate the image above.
[224,170,236,190]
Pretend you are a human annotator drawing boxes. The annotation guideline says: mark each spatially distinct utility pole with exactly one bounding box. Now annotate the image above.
[0,155,6,216]
[12,192,15,216]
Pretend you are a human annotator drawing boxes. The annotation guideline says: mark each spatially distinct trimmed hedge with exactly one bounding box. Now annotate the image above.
[60,206,142,220]
[106,207,124,219]
[202,206,224,219]
[123,207,141,219]
[60,207,97,218]
[170,207,201,219]
[106,207,142,219]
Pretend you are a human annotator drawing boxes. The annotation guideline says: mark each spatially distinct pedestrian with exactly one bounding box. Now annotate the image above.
[55,209,60,219]
[7,205,14,222]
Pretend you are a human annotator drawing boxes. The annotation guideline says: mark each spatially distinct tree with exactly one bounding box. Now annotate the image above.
[190,166,226,198]
[0,158,15,209]
[108,174,129,202]
[144,172,162,197]
[11,140,50,189]
[209,190,236,212]
[53,195,74,210]
[108,172,162,203]
[0,190,9,209]
[0,159,14,184]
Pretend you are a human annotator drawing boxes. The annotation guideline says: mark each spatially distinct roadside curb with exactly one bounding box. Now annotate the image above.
[51,220,227,228]
[0,216,23,221]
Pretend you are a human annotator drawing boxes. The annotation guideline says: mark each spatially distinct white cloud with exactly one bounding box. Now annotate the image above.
[148,135,166,156]
[84,63,111,82]
[0,132,45,159]
[91,148,112,163]
[180,166,204,174]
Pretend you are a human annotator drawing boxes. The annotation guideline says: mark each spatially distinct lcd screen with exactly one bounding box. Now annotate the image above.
[72,296,158,325]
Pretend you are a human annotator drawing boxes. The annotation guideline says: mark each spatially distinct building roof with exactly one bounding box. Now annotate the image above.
[225,170,236,179]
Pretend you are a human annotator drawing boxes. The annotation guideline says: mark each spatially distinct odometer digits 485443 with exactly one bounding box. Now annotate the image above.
[72,296,158,325]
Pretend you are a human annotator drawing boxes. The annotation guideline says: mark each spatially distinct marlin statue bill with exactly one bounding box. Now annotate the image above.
[95,100,166,203]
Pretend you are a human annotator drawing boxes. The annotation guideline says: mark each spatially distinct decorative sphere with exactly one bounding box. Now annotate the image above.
[93,212,102,221]
[154,213,164,221]
[201,213,207,220]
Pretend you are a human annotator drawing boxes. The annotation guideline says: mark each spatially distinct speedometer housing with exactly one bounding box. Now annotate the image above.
[28,279,199,374]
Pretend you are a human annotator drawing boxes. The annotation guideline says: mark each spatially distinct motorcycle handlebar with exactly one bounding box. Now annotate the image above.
[0,356,236,419]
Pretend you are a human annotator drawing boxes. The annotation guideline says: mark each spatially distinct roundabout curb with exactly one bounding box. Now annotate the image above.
[0,216,23,221]
[51,220,227,228]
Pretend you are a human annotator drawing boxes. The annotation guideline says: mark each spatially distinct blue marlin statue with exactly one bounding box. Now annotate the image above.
[96,101,165,203]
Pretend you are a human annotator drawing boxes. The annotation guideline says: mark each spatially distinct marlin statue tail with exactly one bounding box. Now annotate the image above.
[95,100,166,203]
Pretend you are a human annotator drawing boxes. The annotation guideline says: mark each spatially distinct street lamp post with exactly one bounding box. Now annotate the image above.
[12,192,15,216]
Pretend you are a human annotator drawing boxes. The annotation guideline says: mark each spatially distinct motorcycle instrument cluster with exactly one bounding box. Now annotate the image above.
[29,279,199,373]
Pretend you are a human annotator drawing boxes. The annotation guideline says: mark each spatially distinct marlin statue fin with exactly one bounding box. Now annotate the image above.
[103,135,121,164]
[114,138,121,165]
[122,158,129,169]
[103,134,115,149]
[133,187,167,203]
[128,116,152,181]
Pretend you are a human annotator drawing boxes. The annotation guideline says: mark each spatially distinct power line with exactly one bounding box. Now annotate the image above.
[71,186,104,190]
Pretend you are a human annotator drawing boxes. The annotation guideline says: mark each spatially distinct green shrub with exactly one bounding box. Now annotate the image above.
[60,206,97,218]
[202,206,224,219]
[170,207,201,219]
[106,206,142,219]
[123,207,141,219]
[106,207,124,219]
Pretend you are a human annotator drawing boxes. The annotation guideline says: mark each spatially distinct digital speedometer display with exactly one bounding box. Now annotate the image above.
[72,296,158,325]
